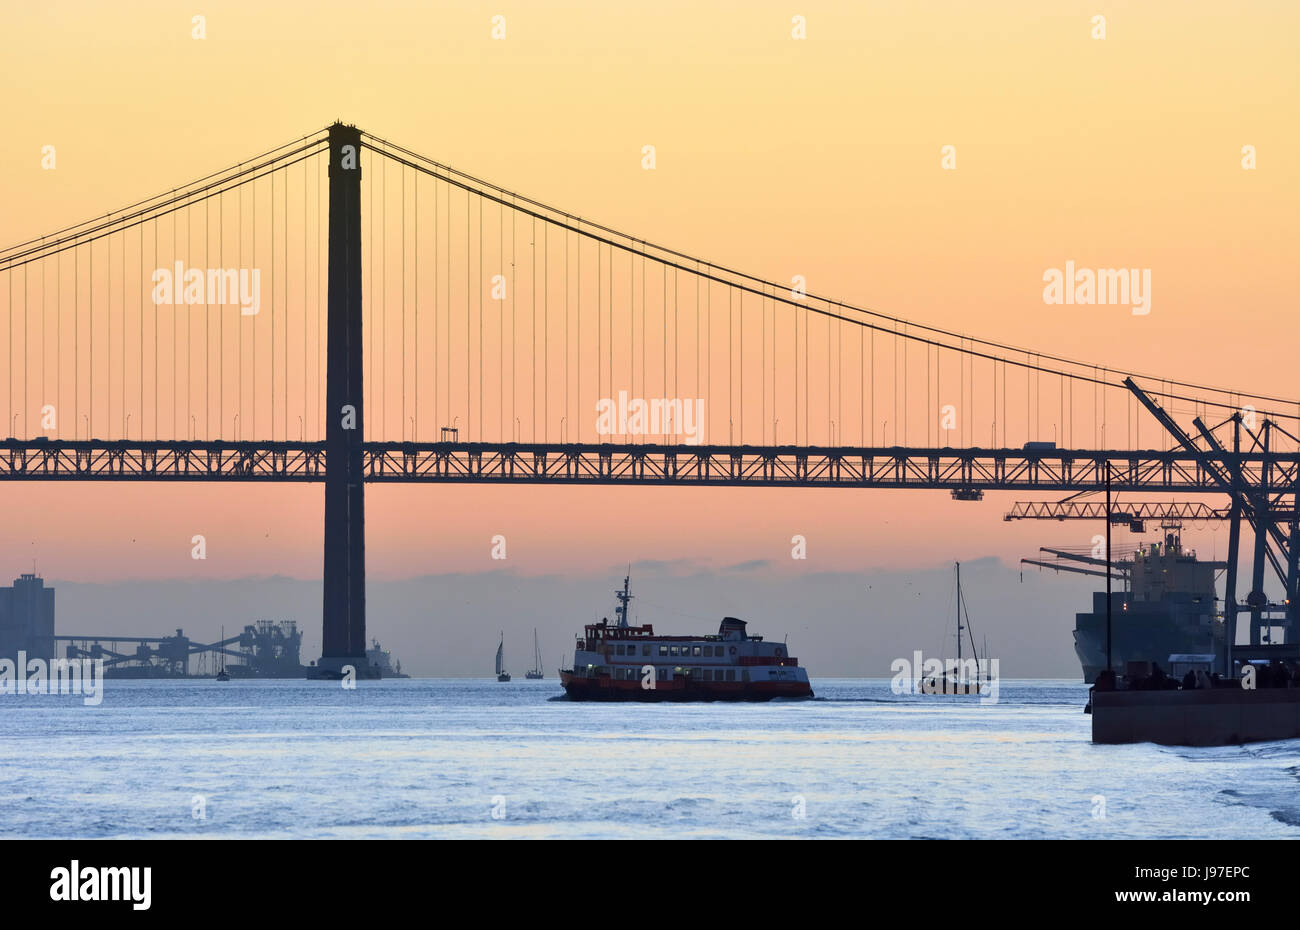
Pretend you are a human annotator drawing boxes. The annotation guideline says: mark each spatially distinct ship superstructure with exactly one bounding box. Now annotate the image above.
[1028,530,1226,683]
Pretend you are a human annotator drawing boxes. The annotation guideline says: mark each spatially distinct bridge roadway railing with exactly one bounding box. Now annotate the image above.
[2,439,1297,494]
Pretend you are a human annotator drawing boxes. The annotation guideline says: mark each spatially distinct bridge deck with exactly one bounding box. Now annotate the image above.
[2,440,1296,493]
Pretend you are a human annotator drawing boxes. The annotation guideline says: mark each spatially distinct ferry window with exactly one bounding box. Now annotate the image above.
[616,645,624,656]
[726,670,736,681]
[702,646,713,657]
[692,646,701,656]
[701,669,711,681]
[658,645,667,656]
[670,646,679,656]
[642,645,651,656]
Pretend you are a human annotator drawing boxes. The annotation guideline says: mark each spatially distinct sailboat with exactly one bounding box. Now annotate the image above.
[920,562,985,695]
[525,628,544,679]
[495,632,511,682]
[215,624,230,681]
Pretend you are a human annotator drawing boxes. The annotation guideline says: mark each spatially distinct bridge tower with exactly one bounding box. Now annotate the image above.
[318,122,368,676]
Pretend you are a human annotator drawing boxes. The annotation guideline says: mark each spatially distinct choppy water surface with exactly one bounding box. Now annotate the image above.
[2,678,1297,839]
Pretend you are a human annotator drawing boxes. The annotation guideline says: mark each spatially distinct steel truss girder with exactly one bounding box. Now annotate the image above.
[2,440,1297,494]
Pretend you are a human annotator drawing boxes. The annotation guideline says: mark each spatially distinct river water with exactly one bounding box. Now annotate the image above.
[2,678,1297,839]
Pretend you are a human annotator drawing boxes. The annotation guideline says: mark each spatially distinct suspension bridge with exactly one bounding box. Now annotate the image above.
[2,122,1296,674]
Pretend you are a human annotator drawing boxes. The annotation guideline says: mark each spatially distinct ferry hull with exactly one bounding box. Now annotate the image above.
[560,670,812,702]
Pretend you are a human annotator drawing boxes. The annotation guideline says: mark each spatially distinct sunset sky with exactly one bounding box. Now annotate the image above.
[0,1,1295,663]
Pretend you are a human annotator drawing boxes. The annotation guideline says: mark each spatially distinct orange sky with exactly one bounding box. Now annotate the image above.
[1,0,1296,583]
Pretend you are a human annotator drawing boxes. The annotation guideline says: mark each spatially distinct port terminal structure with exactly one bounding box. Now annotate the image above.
[53,620,305,678]
[1005,379,1300,676]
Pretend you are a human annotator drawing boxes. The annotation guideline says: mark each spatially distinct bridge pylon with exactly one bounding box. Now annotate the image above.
[316,122,369,678]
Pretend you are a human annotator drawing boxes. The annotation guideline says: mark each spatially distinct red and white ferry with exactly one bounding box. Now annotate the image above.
[559,575,814,701]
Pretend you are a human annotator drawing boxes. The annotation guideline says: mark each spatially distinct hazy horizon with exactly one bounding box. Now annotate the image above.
[40,556,1104,678]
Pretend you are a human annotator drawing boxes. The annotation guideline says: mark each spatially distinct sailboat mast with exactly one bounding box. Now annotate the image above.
[957,567,980,664]
[956,562,962,664]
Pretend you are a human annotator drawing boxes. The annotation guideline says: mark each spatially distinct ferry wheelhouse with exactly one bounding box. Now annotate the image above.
[559,576,814,701]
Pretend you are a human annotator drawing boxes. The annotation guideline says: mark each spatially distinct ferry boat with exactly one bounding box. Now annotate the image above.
[559,575,814,701]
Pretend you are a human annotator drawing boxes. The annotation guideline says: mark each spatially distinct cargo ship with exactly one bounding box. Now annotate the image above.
[559,575,814,701]
[366,638,409,679]
[1026,529,1226,683]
